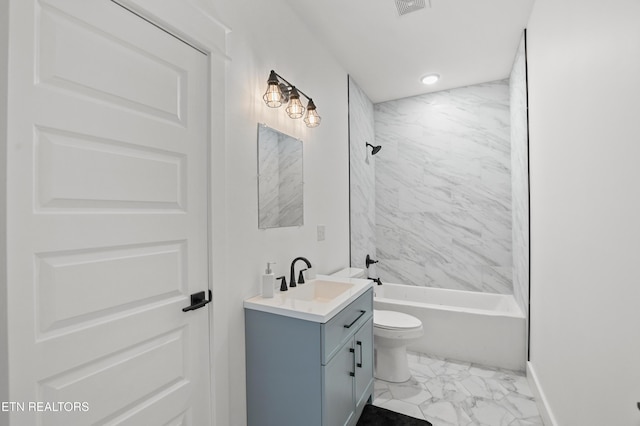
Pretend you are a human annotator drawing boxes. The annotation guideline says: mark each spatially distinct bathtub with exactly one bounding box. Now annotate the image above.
[373,283,526,371]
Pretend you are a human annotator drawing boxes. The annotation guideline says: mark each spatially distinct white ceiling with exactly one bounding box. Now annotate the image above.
[284,0,535,103]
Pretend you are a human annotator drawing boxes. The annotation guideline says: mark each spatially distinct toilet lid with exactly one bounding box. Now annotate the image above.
[374,310,422,330]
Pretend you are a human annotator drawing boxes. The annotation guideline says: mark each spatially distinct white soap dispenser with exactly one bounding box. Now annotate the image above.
[262,262,275,298]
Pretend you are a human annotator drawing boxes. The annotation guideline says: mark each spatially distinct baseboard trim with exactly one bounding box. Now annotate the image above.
[526,361,558,426]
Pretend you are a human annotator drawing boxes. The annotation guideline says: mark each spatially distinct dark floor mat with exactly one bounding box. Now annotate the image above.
[356,404,432,426]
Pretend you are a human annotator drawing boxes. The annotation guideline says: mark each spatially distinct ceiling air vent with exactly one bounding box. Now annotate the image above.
[395,0,426,16]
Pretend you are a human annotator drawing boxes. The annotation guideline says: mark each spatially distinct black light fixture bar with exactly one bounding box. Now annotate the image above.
[271,71,312,102]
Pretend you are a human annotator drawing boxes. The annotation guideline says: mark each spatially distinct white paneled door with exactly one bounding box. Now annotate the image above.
[6,0,212,424]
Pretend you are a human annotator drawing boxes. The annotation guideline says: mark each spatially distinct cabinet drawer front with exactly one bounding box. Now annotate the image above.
[321,288,373,364]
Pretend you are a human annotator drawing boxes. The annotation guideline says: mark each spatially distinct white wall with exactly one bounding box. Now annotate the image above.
[191,0,350,424]
[0,0,9,422]
[527,0,640,424]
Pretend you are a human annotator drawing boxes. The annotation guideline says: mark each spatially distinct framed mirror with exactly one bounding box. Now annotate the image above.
[257,124,304,229]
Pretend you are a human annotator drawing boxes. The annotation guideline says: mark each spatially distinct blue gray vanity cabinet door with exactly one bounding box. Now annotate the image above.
[323,341,356,426]
[354,319,374,410]
[245,309,322,426]
[323,318,374,426]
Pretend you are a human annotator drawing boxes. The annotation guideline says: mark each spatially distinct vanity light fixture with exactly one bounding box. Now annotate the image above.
[262,70,322,128]
[421,73,440,85]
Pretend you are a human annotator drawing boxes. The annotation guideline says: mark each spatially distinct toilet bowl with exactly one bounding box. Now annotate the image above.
[373,309,423,383]
[328,269,424,382]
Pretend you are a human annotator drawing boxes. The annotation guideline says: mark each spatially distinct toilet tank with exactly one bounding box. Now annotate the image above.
[331,268,366,279]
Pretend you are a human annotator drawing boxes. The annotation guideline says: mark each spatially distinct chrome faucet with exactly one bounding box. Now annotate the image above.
[289,257,312,288]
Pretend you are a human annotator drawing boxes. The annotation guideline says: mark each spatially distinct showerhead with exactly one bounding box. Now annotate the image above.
[366,142,382,155]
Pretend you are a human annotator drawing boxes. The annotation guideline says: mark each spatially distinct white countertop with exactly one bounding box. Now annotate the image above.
[243,275,374,323]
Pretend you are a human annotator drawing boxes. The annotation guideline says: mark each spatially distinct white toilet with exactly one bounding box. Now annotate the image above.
[330,267,424,383]
[373,310,423,383]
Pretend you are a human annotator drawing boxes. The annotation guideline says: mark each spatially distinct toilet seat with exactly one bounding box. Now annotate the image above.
[374,309,422,330]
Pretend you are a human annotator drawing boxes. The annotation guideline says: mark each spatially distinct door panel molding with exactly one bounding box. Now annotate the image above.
[110,0,230,60]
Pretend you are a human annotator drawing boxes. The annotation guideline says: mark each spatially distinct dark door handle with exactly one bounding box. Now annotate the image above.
[356,341,363,368]
[344,310,367,328]
[182,290,212,312]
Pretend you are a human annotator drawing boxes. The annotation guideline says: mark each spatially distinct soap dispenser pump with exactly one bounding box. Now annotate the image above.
[262,262,275,298]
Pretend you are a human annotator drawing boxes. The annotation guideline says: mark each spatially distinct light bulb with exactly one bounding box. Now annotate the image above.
[285,87,304,119]
[304,99,321,128]
[263,70,283,107]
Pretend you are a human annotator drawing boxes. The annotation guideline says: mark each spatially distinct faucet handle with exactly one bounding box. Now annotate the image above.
[366,254,379,268]
[298,269,308,284]
[276,276,287,291]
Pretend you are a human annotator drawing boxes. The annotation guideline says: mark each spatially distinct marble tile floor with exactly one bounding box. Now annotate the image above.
[372,352,544,426]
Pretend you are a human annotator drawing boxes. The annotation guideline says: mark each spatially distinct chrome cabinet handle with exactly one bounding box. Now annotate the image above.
[344,310,366,328]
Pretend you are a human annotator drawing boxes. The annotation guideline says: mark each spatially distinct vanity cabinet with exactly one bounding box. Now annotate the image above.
[245,288,374,426]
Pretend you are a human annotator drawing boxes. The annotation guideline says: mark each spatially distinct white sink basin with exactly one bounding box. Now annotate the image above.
[290,280,354,302]
[244,275,373,323]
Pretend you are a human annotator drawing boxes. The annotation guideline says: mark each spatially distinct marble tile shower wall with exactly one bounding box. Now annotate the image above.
[349,78,377,270]
[374,81,513,293]
[510,34,530,316]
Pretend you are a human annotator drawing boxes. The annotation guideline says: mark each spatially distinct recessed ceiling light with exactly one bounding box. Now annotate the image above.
[421,74,440,85]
